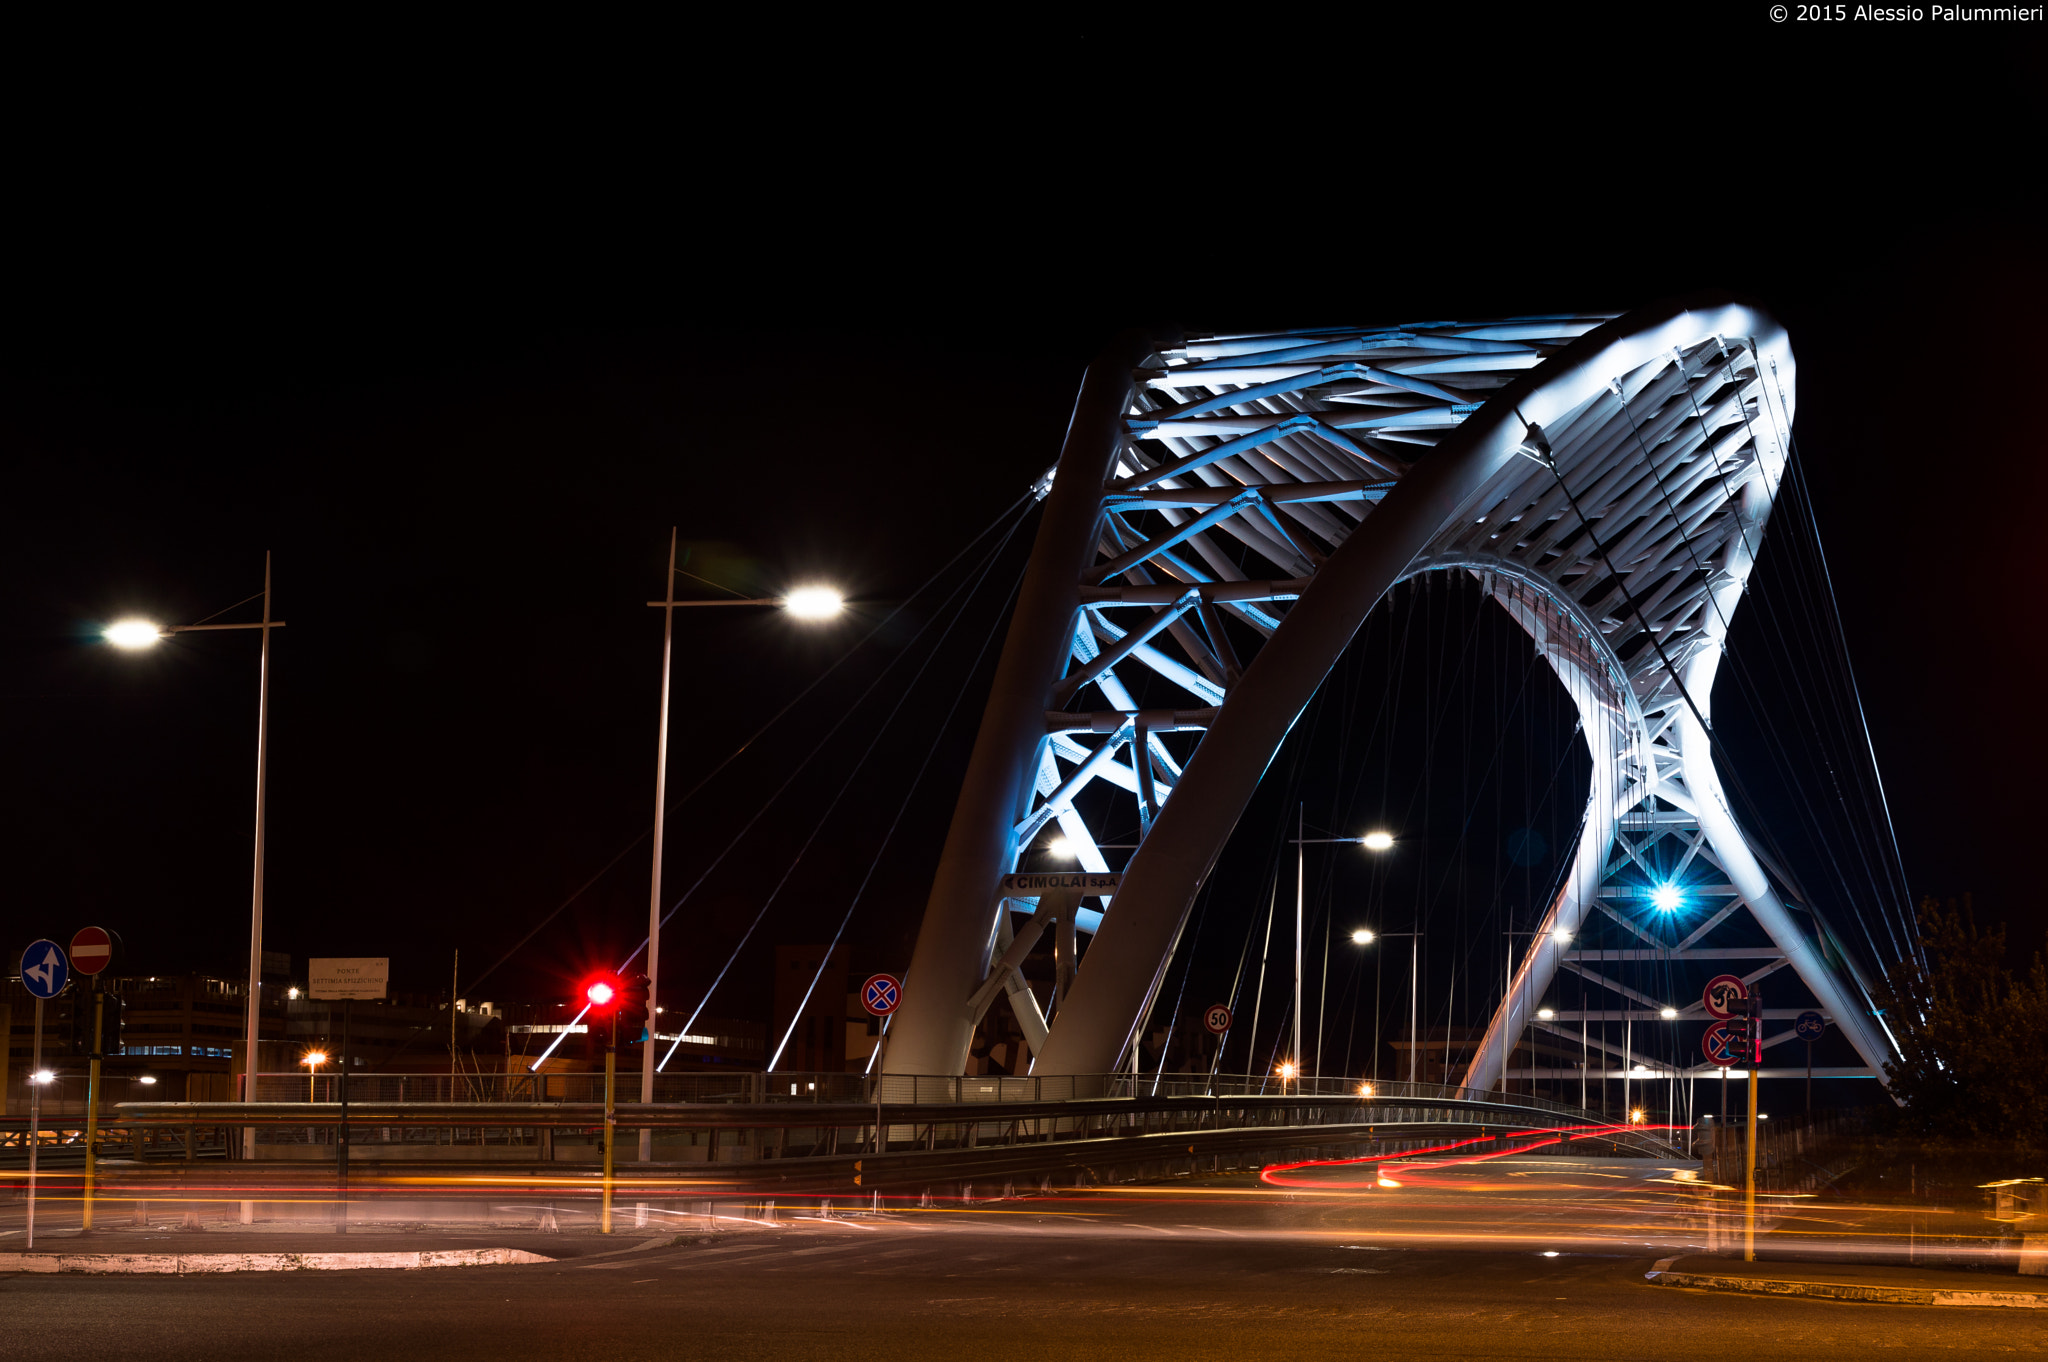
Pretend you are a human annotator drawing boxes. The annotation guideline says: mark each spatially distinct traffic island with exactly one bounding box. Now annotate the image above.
[0,1247,555,1274]
[1645,1254,2048,1308]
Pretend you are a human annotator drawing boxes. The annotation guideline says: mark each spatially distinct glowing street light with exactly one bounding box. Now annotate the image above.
[103,619,164,649]
[1651,883,1682,913]
[639,533,849,1158]
[1551,927,1573,944]
[1046,836,1075,860]
[1277,1061,1297,1093]
[783,586,845,620]
[31,1069,55,1085]
[302,1049,328,1102]
[105,555,285,1169]
[1358,1082,1374,1097]
[1351,929,1374,946]
[1361,830,1395,852]
[1629,1108,1647,1125]
[1660,1006,1679,1020]
[1537,1008,1555,1021]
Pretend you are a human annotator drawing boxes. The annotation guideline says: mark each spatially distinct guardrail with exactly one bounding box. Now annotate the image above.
[236,1070,1604,1113]
[3,1073,1685,1171]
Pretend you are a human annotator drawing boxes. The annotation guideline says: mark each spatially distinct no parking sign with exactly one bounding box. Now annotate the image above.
[862,974,902,1016]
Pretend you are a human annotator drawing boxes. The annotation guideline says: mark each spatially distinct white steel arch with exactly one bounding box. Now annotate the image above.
[887,294,1900,1088]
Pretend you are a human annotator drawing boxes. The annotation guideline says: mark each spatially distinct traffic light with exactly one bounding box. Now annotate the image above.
[617,973,649,1024]
[582,972,624,1016]
[68,994,94,1056]
[98,993,122,1056]
[65,989,122,1058]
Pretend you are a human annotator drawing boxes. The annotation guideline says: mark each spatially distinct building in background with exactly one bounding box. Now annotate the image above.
[773,943,848,1073]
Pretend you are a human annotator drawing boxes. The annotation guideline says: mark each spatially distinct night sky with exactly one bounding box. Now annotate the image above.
[3,16,2041,1055]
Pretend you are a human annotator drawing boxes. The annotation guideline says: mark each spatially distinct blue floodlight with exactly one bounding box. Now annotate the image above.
[1651,883,1683,913]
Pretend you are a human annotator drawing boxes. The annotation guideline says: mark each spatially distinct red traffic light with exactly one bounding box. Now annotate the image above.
[583,974,622,1013]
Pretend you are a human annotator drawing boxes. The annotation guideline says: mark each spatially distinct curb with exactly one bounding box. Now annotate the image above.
[0,1248,554,1275]
[1645,1256,2048,1309]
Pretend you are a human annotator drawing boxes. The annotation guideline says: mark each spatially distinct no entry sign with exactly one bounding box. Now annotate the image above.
[1202,1003,1233,1035]
[69,926,113,976]
[862,974,902,1016]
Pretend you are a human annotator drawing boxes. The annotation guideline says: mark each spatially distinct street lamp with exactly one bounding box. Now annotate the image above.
[1045,836,1075,860]
[1290,813,1398,1081]
[302,1050,328,1103]
[638,530,846,1157]
[103,554,285,1168]
[1651,883,1683,913]
[1277,1061,1297,1094]
[1353,930,1422,1087]
[1351,929,1374,946]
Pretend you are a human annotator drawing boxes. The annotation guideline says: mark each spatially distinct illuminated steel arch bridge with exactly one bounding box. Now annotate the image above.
[887,294,1903,1094]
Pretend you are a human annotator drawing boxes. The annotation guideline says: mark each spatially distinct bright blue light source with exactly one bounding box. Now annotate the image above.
[1651,883,1682,912]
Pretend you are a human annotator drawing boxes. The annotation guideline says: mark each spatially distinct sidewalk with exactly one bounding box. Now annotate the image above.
[0,1217,745,1275]
[1647,1253,2048,1309]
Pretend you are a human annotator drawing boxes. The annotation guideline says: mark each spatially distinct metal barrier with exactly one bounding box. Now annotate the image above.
[82,1072,1682,1167]
[242,1070,1606,1112]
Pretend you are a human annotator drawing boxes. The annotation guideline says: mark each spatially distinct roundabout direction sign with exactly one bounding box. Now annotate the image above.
[1202,1003,1233,1035]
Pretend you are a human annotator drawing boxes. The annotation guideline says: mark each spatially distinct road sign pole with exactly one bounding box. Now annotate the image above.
[84,986,103,1231]
[1745,989,1762,1262]
[602,1014,617,1234]
[26,998,42,1250]
[337,997,352,1233]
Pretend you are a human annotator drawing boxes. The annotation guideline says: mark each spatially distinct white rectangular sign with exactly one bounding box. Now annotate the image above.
[307,957,390,1001]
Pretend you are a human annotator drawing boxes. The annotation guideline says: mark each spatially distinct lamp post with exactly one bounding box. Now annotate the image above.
[104,553,285,1182]
[636,531,842,1159]
[301,1050,327,1103]
[1355,931,1423,1087]
[1287,816,1396,1080]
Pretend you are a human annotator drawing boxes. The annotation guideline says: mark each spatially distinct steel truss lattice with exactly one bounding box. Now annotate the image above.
[888,295,1902,1090]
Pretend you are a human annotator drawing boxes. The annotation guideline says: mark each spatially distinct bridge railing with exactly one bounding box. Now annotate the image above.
[243,1069,1594,1115]
[20,1071,1681,1168]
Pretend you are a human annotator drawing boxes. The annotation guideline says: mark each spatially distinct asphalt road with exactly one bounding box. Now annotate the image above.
[6,1157,2040,1360]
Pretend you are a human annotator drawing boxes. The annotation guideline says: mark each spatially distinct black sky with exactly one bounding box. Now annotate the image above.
[2,12,2042,1029]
